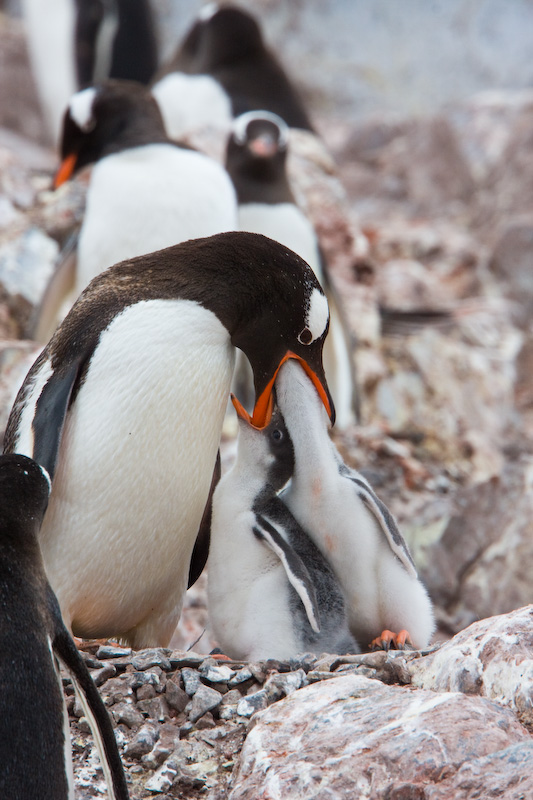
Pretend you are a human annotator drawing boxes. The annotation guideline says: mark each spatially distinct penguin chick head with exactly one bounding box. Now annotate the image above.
[232,393,294,491]
[0,454,51,542]
[226,111,290,198]
[54,79,168,187]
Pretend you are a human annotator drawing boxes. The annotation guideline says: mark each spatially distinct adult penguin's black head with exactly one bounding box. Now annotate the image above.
[54,79,168,187]
[0,454,51,543]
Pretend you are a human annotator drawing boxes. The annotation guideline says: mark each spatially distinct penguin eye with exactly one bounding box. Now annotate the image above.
[298,327,313,345]
[271,428,284,443]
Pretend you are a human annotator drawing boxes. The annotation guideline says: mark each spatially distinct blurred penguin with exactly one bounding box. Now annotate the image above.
[22,0,158,144]
[152,3,313,143]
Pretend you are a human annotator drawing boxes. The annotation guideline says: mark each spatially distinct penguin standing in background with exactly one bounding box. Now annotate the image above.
[5,232,334,649]
[31,79,238,342]
[275,359,435,651]
[209,394,358,661]
[0,454,129,800]
[75,0,158,88]
[152,3,313,142]
[21,0,158,144]
[226,110,358,427]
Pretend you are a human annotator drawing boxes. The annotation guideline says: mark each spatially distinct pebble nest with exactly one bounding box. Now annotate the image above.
[66,641,431,799]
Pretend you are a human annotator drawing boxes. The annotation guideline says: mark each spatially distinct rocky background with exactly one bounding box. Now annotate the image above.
[1,1,532,797]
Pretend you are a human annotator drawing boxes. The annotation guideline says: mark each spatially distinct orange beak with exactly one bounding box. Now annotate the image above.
[53,153,78,189]
[238,351,333,430]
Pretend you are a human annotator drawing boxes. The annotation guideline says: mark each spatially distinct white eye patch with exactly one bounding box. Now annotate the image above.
[68,87,98,132]
[301,287,329,344]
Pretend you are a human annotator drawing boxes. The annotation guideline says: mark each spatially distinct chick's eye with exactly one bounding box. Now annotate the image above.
[298,327,313,345]
[271,428,284,443]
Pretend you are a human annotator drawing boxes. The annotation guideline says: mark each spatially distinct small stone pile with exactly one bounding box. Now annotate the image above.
[65,641,429,798]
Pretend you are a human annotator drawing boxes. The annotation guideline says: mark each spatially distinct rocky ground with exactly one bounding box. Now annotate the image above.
[1,7,533,799]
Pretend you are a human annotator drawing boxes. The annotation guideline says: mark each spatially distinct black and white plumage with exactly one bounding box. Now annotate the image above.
[32,79,237,342]
[152,3,313,142]
[5,232,334,649]
[21,0,158,144]
[209,396,358,660]
[75,0,158,88]
[0,453,129,800]
[226,110,358,428]
[275,359,435,650]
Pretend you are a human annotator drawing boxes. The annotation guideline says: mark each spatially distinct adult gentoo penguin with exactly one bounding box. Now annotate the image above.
[275,359,435,651]
[32,79,237,342]
[152,3,313,141]
[5,232,334,649]
[0,454,129,800]
[226,110,358,427]
[209,395,358,660]
[75,0,158,88]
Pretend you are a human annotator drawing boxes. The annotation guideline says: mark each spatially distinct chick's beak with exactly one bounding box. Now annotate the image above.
[250,351,335,430]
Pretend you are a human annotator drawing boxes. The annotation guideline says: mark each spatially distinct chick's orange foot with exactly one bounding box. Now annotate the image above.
[370,629,414,651]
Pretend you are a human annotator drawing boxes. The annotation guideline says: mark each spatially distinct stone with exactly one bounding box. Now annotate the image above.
[412,461,533,634]
[229,674,529,799]
[198,663,235,685]
[111,702,144,730]
[181,667,202,696]
[131,648,172,671]
[91,663,117,686]
[131,669,163,691]
[187,685,223,724]
[96,645,132,660]
[409,606,533,726]
[137,696,168,722]
[141,722,180,769]
[236,690,269,718]
[124,723,159,759]
[228,667,254,689]
[165,679,189,714]
[168,651,204,669]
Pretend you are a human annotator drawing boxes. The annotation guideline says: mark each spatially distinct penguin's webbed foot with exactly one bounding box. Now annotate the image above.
[370,629,413,651]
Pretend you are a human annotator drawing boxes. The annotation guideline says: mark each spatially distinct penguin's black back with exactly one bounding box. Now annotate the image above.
[0,455,70,800]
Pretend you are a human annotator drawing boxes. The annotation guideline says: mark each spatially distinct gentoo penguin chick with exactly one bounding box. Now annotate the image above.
[226,110,358,428]
[5,232,334,649]
[152,3,313,141]
[32,79,237,341]
[208,395,358,661]
[75,0,158,88]
[275,359,435,651]
[0,454,129,800]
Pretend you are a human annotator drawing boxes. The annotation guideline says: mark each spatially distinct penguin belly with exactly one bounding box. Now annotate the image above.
[36,300,234,647]
[77,144,237,292]
[208,497,300,661]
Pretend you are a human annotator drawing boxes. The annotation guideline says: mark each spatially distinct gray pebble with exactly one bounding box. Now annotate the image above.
[165,679,189,713]
[168,651,204,669]
[237,690,269,717]
[199,663,235,685]
[131,669,163,690]
[137,696,168,721]
[182,667,202,696]
[124,723,159,759]
[111,702,144,730]
[90,663,117,687]
[188,685,223,723]
[228,667,254,688]
[96,645,132,660]
[131,649,172,671]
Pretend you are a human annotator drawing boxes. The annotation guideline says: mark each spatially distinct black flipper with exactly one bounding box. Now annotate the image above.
[49,588,130,800]
[253,512,320,633]
[32,358,85,480]
[188,450,221,588]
